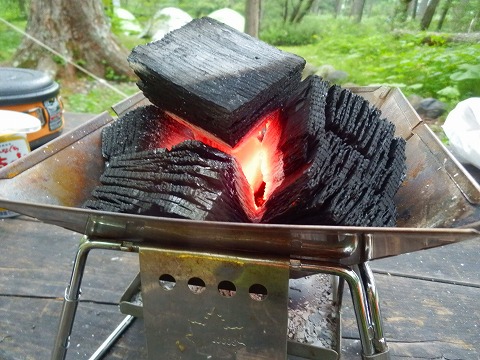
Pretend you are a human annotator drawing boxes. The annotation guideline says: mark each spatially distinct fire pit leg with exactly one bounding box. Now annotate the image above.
[354,262,389,357]
[295,261,390,360]
[51,236,127,360]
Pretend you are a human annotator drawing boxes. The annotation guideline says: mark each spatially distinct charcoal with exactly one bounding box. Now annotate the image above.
[278,76,329,176]
[85,140,255,222]
[102,105,194,159]
[262,131,372,225]
[90,21,407,228]
[128,17,305,147]
[261,76,406,227]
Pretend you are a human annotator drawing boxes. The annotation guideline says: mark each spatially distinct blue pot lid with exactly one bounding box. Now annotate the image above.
[0,67,60,105]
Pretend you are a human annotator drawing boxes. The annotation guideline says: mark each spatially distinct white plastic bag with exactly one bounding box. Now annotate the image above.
[442,97,480,169]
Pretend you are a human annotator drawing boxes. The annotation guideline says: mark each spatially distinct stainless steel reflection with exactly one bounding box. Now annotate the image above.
[1,88,479,360]
[0,88,478,265]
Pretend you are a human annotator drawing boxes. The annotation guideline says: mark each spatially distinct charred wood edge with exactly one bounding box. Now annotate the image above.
[86,140,253,222]
[262,75,405,226]
[93,75,406,226]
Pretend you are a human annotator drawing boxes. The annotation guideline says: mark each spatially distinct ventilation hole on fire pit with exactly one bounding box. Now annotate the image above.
[188,277,206,294]
[218,280,236,297]
[249,284,268,301]
[159,274,176,290]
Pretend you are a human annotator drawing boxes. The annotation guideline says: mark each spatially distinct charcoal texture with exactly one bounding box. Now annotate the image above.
[128,17,305,147]
[262,76,406,227]
[89,75,406,226]
[102,105,195,158]
[85,140,254,222]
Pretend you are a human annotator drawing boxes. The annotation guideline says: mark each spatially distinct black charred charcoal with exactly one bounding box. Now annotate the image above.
[374,138,407,199]
[85,140,254,222]
[128,17,305,147]
[262,131,371,225]
[261,75,406,227]
[102,105,195,159]
[277,76,329,178]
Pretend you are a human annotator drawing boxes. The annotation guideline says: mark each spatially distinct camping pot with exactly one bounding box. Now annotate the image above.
[0,67,64,149]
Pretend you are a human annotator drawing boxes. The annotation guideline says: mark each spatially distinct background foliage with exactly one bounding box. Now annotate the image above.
[0,0,479,120]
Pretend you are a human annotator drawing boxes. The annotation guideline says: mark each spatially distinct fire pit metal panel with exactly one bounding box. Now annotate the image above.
[0,88,479,263]
[139,248,290,359]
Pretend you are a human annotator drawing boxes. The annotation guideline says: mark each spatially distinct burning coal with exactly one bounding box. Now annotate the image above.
[84,17,406,227]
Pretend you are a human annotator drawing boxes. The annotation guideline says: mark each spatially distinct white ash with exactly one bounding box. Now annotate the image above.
[287,274,338,350]
[130,289,143,306]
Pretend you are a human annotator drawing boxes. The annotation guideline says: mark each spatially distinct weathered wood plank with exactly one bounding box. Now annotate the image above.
[341,273,480,359]
[0,297,146,360]
[370,239,480,287]
[0,216,139,302]
[1,214,479,359]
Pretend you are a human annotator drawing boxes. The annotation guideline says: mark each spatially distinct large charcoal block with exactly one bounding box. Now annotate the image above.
[260,75,406,227]
[128,17,305,147]
[102,105,195,159]
[85,140,255,223]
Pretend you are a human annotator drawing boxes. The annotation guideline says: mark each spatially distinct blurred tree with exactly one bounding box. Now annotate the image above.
[420,0,440,30]
[13,0,134,80]
[436,0,452,30]
[350,0,365,22]
[468,7,480,32]
[334,0,343,18]
[283,0,317,23]
[410,0,418,19]
[395,0,413,22]
[245,0,261,37]
[417,0,428,18]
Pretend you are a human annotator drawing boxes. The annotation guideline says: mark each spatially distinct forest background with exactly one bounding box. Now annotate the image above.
[0,0,479,138]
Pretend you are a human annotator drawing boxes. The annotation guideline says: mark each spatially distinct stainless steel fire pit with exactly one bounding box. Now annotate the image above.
[0,87,479,360]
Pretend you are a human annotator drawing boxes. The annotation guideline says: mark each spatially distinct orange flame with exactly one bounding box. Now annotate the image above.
[160,110,283,214]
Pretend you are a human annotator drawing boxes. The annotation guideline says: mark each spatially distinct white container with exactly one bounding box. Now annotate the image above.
[0,110,41,218]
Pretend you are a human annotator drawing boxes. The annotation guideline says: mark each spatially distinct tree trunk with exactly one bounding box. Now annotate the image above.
[410,0,418,20]
[289,0,303,23]
[245,0,261,38]
[334,0,343,18]
[395,0,413,22]
[13,0,134,80]
[437,0,452,30]
[351,0,366,23]
[282,0,289,22]
[293,0,316,23]
[468,8,480,32]
[420,0,441,30]
[311,0,320,14]
[417,0,429,18]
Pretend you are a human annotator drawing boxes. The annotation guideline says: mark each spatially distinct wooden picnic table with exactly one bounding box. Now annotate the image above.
[0,113,479,359]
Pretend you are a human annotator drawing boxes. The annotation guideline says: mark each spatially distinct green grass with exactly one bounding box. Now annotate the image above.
[2,14,479,118]
[0,19,25,64]
[278,17,480,114]
[60,79,139,115]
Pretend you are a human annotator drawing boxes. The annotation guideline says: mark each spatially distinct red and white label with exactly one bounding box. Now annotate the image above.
[0,139,29,168]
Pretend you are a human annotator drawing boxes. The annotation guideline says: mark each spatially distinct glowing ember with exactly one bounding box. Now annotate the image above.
[159,110,283,211]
